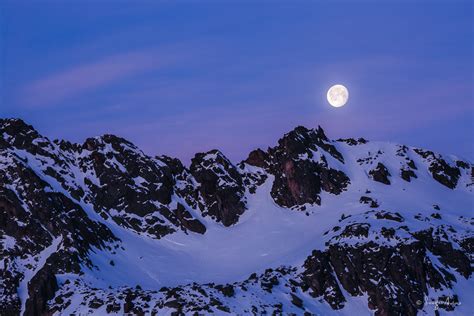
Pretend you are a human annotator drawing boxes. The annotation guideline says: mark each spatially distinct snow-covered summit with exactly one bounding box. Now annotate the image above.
[0,119,472,315]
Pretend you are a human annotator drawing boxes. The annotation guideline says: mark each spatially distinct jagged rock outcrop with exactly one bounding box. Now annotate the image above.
[369,162,391,185]
[0,122,119,315]
[77,135,184,238]
[190,150,246,226]
[245,126,350,209]
[414,149,461,189]
[338,137,368,146]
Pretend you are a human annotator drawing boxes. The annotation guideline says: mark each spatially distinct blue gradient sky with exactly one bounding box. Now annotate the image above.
[1,1,473,162]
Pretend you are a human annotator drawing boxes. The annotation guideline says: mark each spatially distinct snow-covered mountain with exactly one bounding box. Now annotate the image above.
[0,118,472,316]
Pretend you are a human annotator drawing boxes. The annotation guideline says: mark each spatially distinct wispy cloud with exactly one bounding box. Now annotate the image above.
[19,50,177,108]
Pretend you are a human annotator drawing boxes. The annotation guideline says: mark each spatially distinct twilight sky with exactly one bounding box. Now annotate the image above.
[0,1,473,163]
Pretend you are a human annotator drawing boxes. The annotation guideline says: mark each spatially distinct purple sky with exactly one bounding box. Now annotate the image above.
[1,1,473,163]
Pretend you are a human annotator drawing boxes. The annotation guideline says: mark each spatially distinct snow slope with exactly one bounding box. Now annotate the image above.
[0,119,472,315]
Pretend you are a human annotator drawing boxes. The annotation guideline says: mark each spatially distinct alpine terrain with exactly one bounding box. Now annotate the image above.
[0,118,472,316]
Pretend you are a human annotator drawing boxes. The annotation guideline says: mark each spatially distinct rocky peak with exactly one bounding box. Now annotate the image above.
[275,126,323,154]
[0,118,38,139]
[245,125,350,209]
[157,155,186,175]
[271,125,343,163]
[53,139,80,154]
[191,150,241,185]
[80,134,171,184]
[191,149,231,169]
[81,134,137,153]
[0,118,53,155]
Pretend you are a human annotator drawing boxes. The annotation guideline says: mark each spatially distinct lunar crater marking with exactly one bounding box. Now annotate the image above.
[327,84,349,107]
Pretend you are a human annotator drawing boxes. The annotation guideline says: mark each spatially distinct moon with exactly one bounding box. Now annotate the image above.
[327,84,349,107]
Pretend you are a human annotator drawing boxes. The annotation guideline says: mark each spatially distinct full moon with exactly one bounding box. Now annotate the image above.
[327,84,349,107]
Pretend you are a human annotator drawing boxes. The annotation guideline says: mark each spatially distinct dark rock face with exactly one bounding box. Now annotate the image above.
[245,148,269,168]
[394,145,419,182]
[414,149,461,189]
[374,210,404,222]
[401,168,417,182]
[337,137,368,146]
[271,159,324,207]
[239,163,268,194]
[0,265,21,315]
[290,293,304,309]
[302,250,346,309]
[174,203,206,234]
[24,262,58,316]
[369,162,391,185]
[0,119,50,156]
[245,126,350,209]
[0,186,116,315]
[190,150,246,226]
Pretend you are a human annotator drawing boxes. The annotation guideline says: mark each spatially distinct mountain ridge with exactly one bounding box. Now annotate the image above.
[0,118,472,315]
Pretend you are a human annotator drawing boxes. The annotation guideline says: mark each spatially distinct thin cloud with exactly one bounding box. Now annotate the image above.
[19,50,177,108]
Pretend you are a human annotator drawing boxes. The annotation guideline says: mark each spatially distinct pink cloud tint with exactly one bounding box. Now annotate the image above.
[19,50,176,108]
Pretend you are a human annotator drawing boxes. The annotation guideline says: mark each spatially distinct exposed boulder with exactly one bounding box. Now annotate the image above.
[374,210,404,222]
[359,196,379,208]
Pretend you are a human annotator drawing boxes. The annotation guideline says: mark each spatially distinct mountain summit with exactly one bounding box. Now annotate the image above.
[0,118,472,315]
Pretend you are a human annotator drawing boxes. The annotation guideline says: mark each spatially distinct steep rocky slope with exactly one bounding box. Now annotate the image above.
[0,118,472,315]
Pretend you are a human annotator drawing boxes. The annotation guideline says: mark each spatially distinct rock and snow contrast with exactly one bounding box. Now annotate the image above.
[0,118,472,315]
